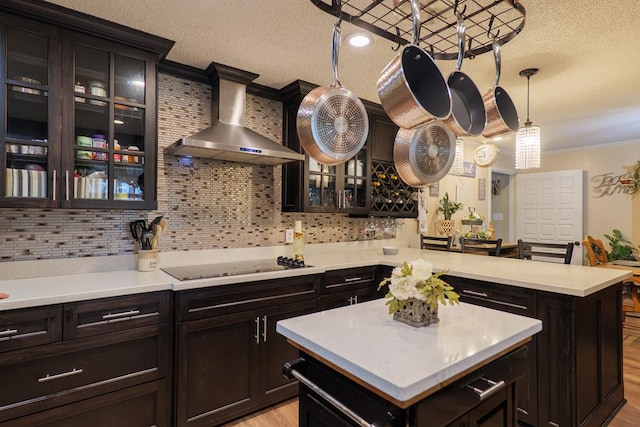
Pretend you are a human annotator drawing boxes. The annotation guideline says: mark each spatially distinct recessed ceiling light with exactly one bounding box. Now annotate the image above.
[492,136,504,141]
[345,32,373,48]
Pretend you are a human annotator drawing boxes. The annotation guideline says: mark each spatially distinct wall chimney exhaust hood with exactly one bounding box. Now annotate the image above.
[165,63,304,165]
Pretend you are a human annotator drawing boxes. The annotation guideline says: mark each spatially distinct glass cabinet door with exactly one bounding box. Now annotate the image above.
[1,19,59,206]
[307,158,337,209]
[65,35,152,207]
[343,150,368,210]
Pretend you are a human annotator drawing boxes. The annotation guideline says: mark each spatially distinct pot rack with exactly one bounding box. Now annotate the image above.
[309,0,526,60]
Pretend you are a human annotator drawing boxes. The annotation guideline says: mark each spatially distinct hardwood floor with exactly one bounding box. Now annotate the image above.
[222,324,640,426]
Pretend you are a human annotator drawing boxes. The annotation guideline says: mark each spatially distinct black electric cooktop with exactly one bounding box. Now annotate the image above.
[161,257,307,281]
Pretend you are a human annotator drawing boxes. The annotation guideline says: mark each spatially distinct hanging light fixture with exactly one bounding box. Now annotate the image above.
[515,68,541,170]
[449,138,465,176]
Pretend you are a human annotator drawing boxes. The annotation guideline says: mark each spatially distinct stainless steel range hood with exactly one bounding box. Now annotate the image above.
[165,65,304,165]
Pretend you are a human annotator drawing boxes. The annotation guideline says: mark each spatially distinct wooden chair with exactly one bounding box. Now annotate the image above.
[517,240,575,264]
[420,235,452,251]
[583,235,608,266]
[583,235,640,326]
[460,238,502,256]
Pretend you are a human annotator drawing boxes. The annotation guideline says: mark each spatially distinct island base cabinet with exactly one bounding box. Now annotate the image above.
[295,346,526,427]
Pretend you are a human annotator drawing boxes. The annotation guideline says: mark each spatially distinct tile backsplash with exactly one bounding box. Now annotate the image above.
[0,73,358,261]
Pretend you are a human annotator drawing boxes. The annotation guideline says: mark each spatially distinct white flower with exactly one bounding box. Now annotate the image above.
[388,275,421,300]
[410,258,433,282]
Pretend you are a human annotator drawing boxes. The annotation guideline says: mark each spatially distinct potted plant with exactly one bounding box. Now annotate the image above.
[436,192,463,236]
[603,229,635,261]
[378,258,459,327]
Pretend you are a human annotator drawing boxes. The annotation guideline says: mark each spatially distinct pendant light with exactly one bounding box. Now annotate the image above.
[515,68,541,170]
[449,138,465,176]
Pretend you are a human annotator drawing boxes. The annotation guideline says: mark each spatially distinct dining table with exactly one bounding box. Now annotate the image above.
[448,241,519,258]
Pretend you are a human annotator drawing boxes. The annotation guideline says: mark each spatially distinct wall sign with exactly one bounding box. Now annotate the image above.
[591,172,634,197]
[478,178,486,200]
[428,182,439,197]
[461,161,476,178]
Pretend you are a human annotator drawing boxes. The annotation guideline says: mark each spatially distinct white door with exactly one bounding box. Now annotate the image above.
[516,169,584,264]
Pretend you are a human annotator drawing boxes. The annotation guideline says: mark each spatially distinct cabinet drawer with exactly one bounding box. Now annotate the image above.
[0,380,169,427]
[0,305,62,353]
[178,274,321,322]
[323,267,377,294]
[444,276,536,317]
[63,291,171,339]
[0,325,168,422]
[412,346,527,425]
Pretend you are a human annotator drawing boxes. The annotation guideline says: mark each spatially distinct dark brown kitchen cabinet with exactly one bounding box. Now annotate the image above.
[0,1,172,209]
[445,274,624,427]
[176,274,321,426]
[280,80,370,215]
[321,266,382,310]
[0,291,172,426]
[297,345,526,427]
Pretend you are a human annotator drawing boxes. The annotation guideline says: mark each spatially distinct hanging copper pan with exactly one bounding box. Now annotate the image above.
[377,0,451,130]
[297,13,369,166]
[482,38,519,138]
[443,14,486,137]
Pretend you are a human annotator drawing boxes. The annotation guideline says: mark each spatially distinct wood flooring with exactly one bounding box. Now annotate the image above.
[222,323,640,426]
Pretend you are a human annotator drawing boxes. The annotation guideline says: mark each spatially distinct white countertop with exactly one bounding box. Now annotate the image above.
[276,299,542,405]
[0,245,631,310]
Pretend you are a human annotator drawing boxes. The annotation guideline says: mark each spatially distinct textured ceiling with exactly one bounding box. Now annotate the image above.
[46,0,640,158]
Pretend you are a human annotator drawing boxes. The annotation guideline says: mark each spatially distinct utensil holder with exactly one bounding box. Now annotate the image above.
[137,249,157,272]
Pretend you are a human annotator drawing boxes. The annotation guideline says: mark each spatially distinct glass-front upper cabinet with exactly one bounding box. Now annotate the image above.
[61,32,156,209]
[0,5,163,210]
[0,16,60,207]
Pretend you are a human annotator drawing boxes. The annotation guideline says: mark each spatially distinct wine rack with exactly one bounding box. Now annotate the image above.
[371,162,417,217]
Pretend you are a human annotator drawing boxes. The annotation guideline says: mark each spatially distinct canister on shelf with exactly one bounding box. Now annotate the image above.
[114,139,121,162]
[128,146,139,163]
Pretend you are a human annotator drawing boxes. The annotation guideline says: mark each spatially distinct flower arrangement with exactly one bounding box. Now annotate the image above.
[378,259,460,318]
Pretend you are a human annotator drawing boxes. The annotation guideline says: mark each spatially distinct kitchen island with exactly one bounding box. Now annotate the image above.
[277,299,542,426]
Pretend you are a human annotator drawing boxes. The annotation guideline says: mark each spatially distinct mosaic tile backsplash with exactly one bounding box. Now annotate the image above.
[0,73,359,261]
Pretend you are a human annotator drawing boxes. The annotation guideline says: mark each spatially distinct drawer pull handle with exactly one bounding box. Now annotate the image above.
[255,316,260,344]
[0,329,18,337]
[102,309,140,320]
[466,377,505,400]
[262,315,268,342]
[549,423,560,427]
[462,289,488,298]
[486,298,528,311]
[344,277,363,282]
[38,368,83,383]
[517,407,529,415]
[284,358,377,427]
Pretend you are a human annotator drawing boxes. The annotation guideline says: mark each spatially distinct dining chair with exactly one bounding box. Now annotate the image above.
[420,235,452,251]
[584,235,640,327]
[583,235,608,266]
[460,238,502,256]
[517,240,576,264]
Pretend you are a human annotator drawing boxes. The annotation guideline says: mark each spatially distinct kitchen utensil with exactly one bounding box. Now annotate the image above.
[377,0,451,130]
[148,215,164,232]
[296,2,369,166]
[129,220,146,249]
[394,122,456,186]
[481,38,519,138]
[443,14,486,137]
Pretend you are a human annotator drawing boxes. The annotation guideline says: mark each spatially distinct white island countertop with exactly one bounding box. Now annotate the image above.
[0,245,631,310]
[277,298,542,406]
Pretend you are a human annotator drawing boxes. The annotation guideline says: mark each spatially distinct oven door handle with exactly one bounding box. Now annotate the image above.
[283,358,378,427]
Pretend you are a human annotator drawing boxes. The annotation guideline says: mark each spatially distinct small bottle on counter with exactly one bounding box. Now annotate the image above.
[293,220,304,261]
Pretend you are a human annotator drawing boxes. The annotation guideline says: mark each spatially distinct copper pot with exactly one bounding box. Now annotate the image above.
[482,38,519,138]
[377,0,451,130]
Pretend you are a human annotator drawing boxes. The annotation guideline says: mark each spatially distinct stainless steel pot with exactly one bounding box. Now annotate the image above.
[443,15,486,137]
[482,38,519,138]
[297,17,369,166]
[377,0,451,130]
[394,122,456,186]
